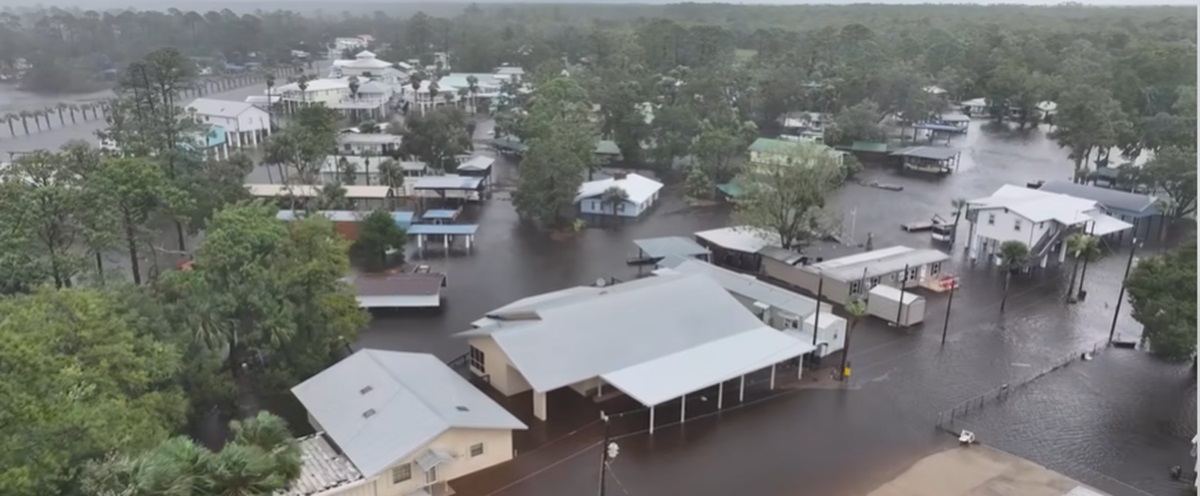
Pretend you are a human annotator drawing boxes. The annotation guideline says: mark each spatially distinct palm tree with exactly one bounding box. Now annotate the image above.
[67,104,78,124]
[466,74,479,113]
[297,76,309,105]
[338,156,357,185]
[840,297,868,381]
[377,158,405,209]
[457,87,469,111]
[29,110,44,132]
[998,240,1030,313]
[3,113,16,136]
[265,73,276,131]
[348,75,360,99]
[600,186,629,217]
[950,197,968,250]
[17,111,31,134]
[1065,233,1102,302]
[55,102,68,126]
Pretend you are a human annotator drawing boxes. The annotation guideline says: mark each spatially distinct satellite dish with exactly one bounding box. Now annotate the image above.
[595,278,608,287]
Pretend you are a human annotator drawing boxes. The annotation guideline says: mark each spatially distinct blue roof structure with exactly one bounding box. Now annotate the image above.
[407,224,479,236]
[391,211,415,230]
[421,209,460,221]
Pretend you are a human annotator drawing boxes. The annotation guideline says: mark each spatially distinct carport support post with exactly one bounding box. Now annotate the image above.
[769,364,776,390]
[717,382,724,410]
[812,276,823,346]
[680,394,686,424]
[739,375,745,402]
[895,264,910,326]
[649,406,655,434]
[532,391,547,421]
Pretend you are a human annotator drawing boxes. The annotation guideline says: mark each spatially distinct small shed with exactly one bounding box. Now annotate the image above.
[694,226,780,273]
[796,312,847,358]
[353,272,447,309]
[867,285,926,327]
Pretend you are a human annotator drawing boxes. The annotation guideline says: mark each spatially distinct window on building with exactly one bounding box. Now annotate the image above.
[1014,219,1022,231]
[908,267,919,281]
[987,213,996,225]
[470,443,485,457]
[929,262,942,275]
[469,346,485,373]
[425,466,439,484]
[848,280,861,295]
[617,203,626,213]
[868,277,880,288]
[1038,222,1045,229]
[392,464,412,483]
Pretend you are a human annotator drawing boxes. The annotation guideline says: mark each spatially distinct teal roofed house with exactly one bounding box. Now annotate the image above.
[179,124,230,161]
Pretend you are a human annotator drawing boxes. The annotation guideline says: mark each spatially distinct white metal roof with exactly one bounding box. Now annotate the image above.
[457,155,495,172]
[277,210,364,223]
[1087,213,1133,236]
[694,226,780,253]
[601,326,815,406]
[247,184,320,198]
[186,98,259,118]
[277,78,350,93]
[575,173,663,204]
[279,434,364,496]
[344,186,392,199]
[468,286,604,329]
[458,274,778,393]
[807,246,950,282]
[633,236,710,260]
[291,350,527,478]
[413,175,485,190]
[961,97,987,107]
[338,133,401,145]
[969,184,1100,225]
[657,259,822,319]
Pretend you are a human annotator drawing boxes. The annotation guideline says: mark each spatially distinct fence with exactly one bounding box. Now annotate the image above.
[936,339,1110,432]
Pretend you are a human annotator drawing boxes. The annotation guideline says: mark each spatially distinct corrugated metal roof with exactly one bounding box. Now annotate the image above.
[808,246,950,282]
[1037,180,1158,216]
[407,224,479,236]
[279,434,364,496]
[353,273,446,297]
[601,327,816,406]
[695,226,780,253]
[291,350,527,478]
[413,175,485,190]
[632,236,710,260]
[576,173,663,204]
[659,259,821,319]
[890,146,960,161]
[457,155,495,172]
[464,275,774,393]
[186,97,257,118]
[969,184,1099,224]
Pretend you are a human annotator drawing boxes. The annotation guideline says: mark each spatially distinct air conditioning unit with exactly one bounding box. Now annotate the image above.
[752,301,770,322]
[782,316,800,329]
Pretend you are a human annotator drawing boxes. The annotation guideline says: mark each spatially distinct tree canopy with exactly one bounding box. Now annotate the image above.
[1126,240,1197,361]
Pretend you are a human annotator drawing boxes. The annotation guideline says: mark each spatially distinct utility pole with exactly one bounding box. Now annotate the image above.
[598,411,617,496]
[812,275,824,348]
[1076,222,1097,301]
[941,279,957,346]
[1108,239,1140,344]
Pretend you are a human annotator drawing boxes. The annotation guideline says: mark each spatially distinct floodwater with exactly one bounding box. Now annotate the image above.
[6,102,1193,495]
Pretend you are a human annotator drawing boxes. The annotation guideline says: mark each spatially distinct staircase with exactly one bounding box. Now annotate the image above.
[1029,227,1072,265]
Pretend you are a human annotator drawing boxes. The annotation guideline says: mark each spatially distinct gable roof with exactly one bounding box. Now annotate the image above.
[657,259,821,319]
[186,98,257,118]
[1037,180,1158,216]
[969,184,1099,225]
[291,350,527,478]
[455,274,773,393]
[576,173,663,204]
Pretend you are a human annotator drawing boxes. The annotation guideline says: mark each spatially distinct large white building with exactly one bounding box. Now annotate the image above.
[284,349,527,496]
[457,274,816,429]
[966,185,1132,268]
[185,98,271,148]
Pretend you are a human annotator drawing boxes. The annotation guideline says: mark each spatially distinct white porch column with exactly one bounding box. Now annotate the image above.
[1058,240,1067,263]
[418,235,425,251]
[649,406,655,434]
[967,222,978,258]
[532,391,547,421]
[680,394,686,424]
[717,382,724,410]
[798,358,804,379]
[770,364,777,390]
[739,375,745,402]
[443,235,449,254]
[251,129,259,146]
[596,382,603,397]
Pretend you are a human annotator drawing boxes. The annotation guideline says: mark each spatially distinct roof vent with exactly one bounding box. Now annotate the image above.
[455,406,470,412]
[360,386,373,395]
[362,409,377,418]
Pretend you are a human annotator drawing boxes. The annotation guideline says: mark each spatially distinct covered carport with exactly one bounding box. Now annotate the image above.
[600,327,816,434]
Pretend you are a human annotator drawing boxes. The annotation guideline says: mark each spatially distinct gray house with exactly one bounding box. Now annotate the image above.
[761,246,950,306]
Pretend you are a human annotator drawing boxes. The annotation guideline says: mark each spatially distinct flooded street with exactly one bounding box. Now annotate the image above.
[7,101,1193,495]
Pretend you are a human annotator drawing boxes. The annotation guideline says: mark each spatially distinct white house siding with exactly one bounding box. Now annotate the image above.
[373,428,516,496]
[970,208,1073,265]
[579,198,651,218]
[468,337,531,396]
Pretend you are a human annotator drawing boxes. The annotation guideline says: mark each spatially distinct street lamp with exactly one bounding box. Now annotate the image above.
[1107,238,1141,344]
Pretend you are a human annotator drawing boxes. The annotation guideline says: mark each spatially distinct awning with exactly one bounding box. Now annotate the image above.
[1088,213,1133,236]
[414,449,453,471]
[600,327,816,407]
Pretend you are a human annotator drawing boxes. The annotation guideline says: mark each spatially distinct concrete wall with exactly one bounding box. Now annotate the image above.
[370,428,516,496]
[468,337,532,396]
